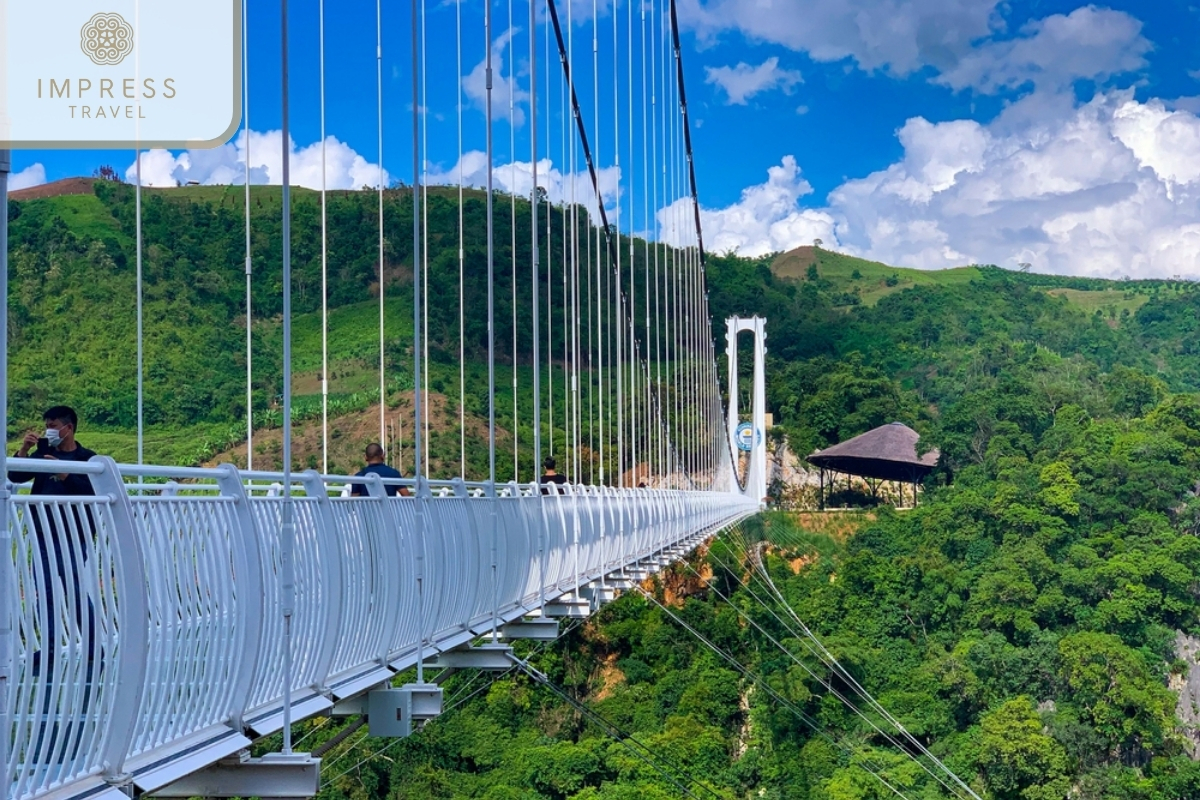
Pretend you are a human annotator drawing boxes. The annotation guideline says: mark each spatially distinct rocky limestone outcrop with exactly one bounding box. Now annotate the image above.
[1172,631,1200,757]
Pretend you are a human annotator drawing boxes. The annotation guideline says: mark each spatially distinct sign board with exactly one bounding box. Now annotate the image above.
[736,422,754,452]
[0,0,241,148]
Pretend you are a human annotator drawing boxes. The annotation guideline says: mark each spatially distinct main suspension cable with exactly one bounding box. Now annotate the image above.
[634,585,916,800]
[703,527,981,800]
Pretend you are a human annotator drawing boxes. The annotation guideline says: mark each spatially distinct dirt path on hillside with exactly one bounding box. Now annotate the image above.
[206,391,507,476]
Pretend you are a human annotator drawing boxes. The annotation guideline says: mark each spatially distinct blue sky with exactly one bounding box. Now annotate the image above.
[11,0,1200,277]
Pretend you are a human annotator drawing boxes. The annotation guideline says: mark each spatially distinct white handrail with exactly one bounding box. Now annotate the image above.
[5,458,758,800]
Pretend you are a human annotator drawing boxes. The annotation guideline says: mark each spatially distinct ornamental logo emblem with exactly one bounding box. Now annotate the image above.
[80,12,134,66]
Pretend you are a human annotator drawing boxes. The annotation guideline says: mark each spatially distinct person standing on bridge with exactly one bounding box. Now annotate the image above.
[351,442,410,497]
[9,407,99,653]
[11,405,97,495]
[539,456,569,494]
[9,406,100,741]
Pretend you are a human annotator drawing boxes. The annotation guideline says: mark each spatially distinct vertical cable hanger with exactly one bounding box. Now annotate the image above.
[135,156,142,466]
[422,0,430,478]
[567,0,578,481]
[486,0,497,487]
[279,0,296,754]
[640,0,651,483]
[319,0,328,475]
[649,0,663,480]
[586,187,594,484]
[134,1,143,468]
[412,0,427,684]
[376,0,386,450]
[243,0,253,471]
[668,0,715,485]
[485,0,503,645]
[456,0,466,478]
[545,9,555,464]
[530,0,541,482]
[546,0,636,484]
[561,65,569,478]
[591,0,602,485]
[615,0,625,487]
[510,0,519,481]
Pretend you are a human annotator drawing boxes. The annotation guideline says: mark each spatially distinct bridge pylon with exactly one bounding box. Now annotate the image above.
[726,316,768,505]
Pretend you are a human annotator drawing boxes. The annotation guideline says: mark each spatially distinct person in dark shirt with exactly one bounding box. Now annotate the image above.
[10,405,97,494]
[351,442,409,497]
[539,456,569,494]
[9,406,99,724]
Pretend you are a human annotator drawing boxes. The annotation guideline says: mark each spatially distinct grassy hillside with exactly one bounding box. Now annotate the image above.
[772,245,984,306]
[771,245,1187,316]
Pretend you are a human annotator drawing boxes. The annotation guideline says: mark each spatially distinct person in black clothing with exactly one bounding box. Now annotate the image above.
[351,442,409,497]
[11,406,98,495]
[9,406,100,750]
[10,407,99,651]
[539,457,569,494]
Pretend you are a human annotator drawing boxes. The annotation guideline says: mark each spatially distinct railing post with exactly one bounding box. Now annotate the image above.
[300,470,342,694]
[568,483,581,596]
[215,463,265,733]
[535,481,547,611]
[412,474,430,682]
[360,473,402,667]
[88,456,149,785]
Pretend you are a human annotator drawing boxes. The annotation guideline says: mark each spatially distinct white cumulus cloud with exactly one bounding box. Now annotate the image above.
[425,150,622,225]
[687,92,1200,278]
[10,163,47,191]
[678,0,1001,76]
[660,156,835,258]
[681,2,1152,97]
[705,57,802,105]
[463,29,529,128]
[125,129,390,189]
[936,6,1151,93]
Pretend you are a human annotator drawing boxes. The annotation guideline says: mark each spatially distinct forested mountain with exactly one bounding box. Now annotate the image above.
[12,178,1200,797]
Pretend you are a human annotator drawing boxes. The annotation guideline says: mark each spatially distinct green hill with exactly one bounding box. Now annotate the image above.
[771,244,1186,315]
[772,245,984,306]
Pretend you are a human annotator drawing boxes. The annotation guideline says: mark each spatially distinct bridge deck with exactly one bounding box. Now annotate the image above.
[2,456,756,800]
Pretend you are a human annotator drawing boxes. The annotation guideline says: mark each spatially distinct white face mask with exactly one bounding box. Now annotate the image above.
[44,428,62,447]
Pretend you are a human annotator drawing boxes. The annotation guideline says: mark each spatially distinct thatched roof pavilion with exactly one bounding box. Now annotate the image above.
[807,422,939,508]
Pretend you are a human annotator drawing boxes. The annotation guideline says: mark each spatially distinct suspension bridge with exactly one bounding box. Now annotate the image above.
[1,0,774,797]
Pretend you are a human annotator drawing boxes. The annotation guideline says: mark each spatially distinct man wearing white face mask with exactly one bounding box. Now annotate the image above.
[10,405,100,716]
[11,405,97,495]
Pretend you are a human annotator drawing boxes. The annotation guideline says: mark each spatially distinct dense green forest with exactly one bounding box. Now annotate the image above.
[14,178,1200,797]
[292,257,1200,798]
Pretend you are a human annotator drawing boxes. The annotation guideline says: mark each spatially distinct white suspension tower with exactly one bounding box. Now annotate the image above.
[726,316,767,506]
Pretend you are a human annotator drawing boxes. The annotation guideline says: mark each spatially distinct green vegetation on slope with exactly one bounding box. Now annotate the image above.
[284,411,1200,798]
[16,179,1200,797]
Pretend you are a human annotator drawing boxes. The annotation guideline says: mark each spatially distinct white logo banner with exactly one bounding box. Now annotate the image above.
[0,0,241,148]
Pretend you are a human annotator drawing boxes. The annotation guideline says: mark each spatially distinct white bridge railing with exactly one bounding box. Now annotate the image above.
[3,456,757,800]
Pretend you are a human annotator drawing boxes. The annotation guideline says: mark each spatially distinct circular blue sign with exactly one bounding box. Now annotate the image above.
[736,422,754,452]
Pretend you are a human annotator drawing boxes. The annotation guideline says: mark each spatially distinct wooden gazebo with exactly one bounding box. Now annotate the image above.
[807,422,938,509]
